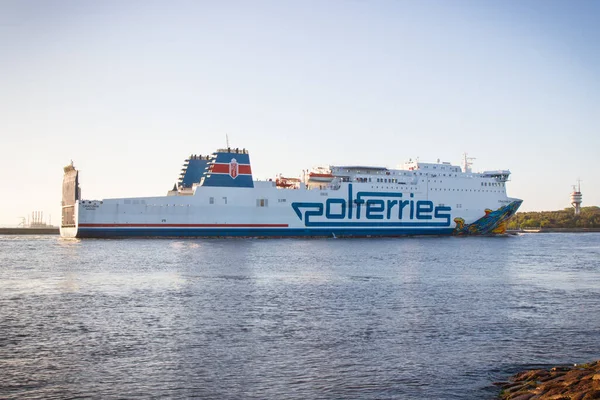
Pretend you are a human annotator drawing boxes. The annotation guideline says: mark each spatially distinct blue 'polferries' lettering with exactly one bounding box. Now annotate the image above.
[291,184,451,227]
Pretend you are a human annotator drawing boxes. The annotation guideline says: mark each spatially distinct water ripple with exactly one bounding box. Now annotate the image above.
[0,234,599,399]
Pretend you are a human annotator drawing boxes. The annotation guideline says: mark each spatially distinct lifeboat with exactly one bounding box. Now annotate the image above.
[308,167,334,183]
[275,175,301,188]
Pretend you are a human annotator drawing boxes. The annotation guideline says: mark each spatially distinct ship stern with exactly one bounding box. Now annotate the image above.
[61,162,80,238]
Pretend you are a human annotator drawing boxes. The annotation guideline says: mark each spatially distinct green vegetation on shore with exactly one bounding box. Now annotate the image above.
[508,206,600,229]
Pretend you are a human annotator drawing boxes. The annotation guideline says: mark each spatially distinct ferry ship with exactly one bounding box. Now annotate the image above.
[60,148,522,238]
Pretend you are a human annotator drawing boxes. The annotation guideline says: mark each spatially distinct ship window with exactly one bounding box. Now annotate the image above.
[209,197,214,204]
[257,199,268,207]
[222,197,227,204]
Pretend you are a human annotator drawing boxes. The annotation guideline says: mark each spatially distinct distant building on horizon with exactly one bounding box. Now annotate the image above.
[570,180,583,216]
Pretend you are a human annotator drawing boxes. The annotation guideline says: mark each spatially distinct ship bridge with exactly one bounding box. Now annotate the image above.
[481,170,511,182]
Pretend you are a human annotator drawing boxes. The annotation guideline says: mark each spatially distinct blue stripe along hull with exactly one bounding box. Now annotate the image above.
[76,227,456,238]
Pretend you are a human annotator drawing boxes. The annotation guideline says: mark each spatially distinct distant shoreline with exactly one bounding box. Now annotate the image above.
[0,227,59,235]
[509,206,599,232]
[1,227,599,236]
[509,228,600,233]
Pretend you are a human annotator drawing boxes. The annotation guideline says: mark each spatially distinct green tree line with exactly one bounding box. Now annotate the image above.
[507,206,600,229]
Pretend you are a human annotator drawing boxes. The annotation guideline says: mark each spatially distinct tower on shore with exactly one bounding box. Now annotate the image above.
[570,180,582,216]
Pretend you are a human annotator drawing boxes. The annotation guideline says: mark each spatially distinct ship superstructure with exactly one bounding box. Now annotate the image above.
[61,148,522,238]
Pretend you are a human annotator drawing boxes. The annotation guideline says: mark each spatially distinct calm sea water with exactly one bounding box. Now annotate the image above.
[1,234,599,399]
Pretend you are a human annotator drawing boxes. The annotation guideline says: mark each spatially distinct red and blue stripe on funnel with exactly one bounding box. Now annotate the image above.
[202,151,254,188]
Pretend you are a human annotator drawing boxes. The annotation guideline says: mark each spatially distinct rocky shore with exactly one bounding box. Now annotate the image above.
[496,361,600,399]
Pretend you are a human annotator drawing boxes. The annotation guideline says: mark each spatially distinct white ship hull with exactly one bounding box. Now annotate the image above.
[61,149,522,238]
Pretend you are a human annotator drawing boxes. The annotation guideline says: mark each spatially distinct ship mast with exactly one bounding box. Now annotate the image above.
[462,153,476,173]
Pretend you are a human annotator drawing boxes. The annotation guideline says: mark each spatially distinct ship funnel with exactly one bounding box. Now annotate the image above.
[201,148,254,188]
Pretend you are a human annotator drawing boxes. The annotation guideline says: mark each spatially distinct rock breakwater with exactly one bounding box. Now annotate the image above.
[496,361,600,399]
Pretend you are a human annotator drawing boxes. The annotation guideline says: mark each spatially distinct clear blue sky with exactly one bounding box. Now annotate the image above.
[1,0,598,226]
